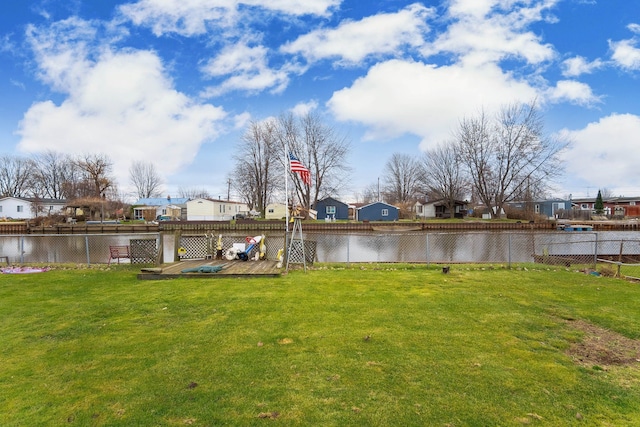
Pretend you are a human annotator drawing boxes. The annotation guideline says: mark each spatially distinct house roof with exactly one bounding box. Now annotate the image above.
[0,196,66,204]
[314,197,348,207]
[357,201,399,210]
[416,198,467,207]
[134,197,189,206]
[187,198,247,205]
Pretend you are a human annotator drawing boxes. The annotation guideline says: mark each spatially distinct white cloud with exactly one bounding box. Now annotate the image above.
[18,19,227,188]
[120,0,340,37]
[559,114,640,191]
[628,23,640,34]
[427,0,557,66]
[290,100,318,116]
[546,80,600,106]
[561,56,603,77]
[200,41,290,96]
[327,59,537,147]
[610,38,640,71]
[281,3,433,65]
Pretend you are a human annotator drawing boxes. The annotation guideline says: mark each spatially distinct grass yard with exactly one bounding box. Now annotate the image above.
[1,264,640,426]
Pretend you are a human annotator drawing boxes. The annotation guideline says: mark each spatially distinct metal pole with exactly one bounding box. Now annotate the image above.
[508,234,512,269]
[426,234,430,267]
[346,235,350,267]
[85,235,91,266]
[593,232,598,269]
[20,235,24,264]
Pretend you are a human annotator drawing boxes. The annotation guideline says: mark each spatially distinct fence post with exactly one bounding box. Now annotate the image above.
[593,232,598,269]
[346,235,350,267]
[426,234,430,267]
[508,233,512,269]
[20,235,25,264]
[617,240,624,278]
[86,235,91,266]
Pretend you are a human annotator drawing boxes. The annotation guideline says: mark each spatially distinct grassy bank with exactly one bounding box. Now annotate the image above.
[1,264,639,426]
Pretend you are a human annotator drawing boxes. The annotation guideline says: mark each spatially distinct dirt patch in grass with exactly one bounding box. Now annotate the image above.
[566,319,640,367]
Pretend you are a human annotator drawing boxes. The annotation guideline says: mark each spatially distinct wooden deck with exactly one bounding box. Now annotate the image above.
[137,259,281,280]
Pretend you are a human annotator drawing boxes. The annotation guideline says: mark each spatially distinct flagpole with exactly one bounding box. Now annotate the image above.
[285,146,289,233]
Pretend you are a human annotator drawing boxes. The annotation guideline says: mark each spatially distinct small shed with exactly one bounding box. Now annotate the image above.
[357,201,399,221]
[314,197,349,220]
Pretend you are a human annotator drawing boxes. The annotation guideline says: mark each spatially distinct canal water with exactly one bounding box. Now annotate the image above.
[1,230,640,265]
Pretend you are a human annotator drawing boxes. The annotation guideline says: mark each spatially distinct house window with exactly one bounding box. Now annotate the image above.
[417,205,423,214]
[326,206,336,215]
[0,206,3,213]
[382,209,389,216]
[552,202,565,214]
[17,205,24,213]
[631,201,636,206]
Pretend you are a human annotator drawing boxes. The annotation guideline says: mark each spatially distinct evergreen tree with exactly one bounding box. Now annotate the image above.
[594,190,604,214]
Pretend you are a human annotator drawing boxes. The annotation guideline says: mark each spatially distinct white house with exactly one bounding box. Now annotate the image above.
[414,199,467,219]
[0,197,67,220]
[186,198,249,221]
[265,203,287,220]
[132,197,189,220]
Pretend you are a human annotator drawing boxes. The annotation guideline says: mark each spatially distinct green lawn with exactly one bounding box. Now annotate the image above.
[1,264,639,426]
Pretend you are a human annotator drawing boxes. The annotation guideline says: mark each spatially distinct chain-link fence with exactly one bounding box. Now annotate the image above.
[0,234,160,265]
[0,232,285,265]
[3,231,640,279]
[307,231,640,278]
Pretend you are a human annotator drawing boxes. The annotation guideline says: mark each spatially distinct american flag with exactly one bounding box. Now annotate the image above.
[289,152,311,186]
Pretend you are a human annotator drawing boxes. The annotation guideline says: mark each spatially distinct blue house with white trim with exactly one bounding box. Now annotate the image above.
[357,201,399,221]
[314,197,349,220]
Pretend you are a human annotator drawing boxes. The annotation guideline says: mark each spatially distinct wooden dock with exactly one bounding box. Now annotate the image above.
[137,259,281,280]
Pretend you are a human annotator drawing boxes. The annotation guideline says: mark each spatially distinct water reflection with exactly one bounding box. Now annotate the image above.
[309,231,640,263]
[2,230,640,265]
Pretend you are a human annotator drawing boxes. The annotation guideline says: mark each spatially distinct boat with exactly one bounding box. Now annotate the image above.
[557,224,593,232]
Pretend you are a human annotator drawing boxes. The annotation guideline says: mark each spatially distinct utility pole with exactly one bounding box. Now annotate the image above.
[227,178,231,201]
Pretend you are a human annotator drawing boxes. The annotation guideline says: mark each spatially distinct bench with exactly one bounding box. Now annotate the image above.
[108,245,131,265]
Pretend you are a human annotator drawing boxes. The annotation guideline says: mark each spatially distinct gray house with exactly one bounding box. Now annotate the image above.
[357,201,399,221]
[506,199,571,219]
[314,197,349,220]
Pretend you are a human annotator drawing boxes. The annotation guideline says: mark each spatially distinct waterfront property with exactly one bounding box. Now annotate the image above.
[506,198,571,219]
[313,197,349,221]
[414,199,467,219]
[132,196,189,221]
[0,196,66,219]
[356,201,399,221]
[186,198,249,221]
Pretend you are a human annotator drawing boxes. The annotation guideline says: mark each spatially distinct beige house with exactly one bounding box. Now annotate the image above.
[265,203,287,220]
[186,198,249,221]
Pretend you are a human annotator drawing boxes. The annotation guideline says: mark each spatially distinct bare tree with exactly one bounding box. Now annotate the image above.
[382,152,423,204]
[456,101,568,218]
[177,187,210,199]
[421,142,469,215]
[275,112,351,214]
[231,119,278,216]
[129,160,163,199]
[355,182,380,204]
[599,187,614,199]
[74,153,115,198]
[32,151,76,199]
[0,154,35,198]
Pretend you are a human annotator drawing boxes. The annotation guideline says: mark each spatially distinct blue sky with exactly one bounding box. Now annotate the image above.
[1,0,640,202]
